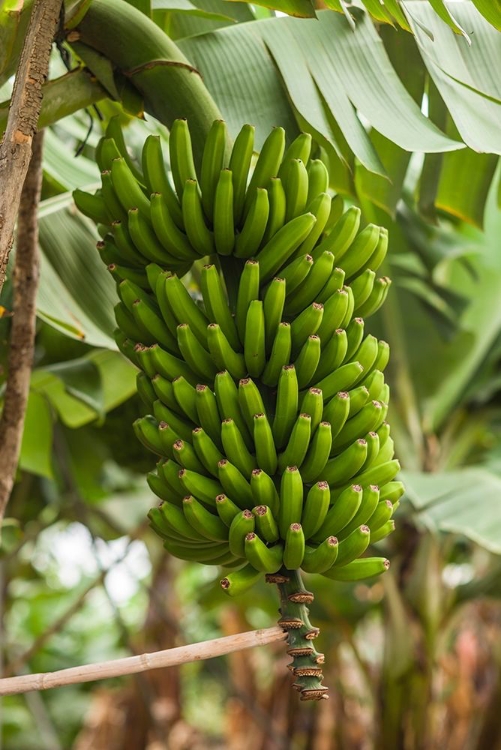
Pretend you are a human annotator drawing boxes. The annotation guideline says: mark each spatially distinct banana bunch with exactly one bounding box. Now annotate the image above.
[75,116,402,699]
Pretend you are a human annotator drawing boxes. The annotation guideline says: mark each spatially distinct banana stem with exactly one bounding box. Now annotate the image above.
[268,568,329,701]
[71,0,229,165]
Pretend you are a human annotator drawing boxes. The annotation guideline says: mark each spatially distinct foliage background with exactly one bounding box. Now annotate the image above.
[2,0,501,747]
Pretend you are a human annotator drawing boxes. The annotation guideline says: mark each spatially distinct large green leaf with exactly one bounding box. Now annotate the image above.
[37,200,117,346]
[19,391,54,479]
[403,468,501,554]
[405,2,501,154]
[180,10,460,158]
[30,351,136,429]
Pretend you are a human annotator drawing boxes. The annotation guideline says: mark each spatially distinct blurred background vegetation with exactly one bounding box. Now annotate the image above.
[2,0,501,748]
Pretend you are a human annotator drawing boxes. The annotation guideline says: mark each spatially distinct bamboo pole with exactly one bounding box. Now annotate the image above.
[0,627,286,696]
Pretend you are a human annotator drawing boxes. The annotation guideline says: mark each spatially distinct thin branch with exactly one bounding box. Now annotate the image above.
[0,0,63,292]
[0,627,286,696]
[0,129,44,522]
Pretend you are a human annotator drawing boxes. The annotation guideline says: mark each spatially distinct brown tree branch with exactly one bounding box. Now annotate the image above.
[0,130,44,521]
[0,626,287,696]
[0,0,63,292]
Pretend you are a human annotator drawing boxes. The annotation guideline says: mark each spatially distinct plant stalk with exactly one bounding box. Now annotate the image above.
[268,568,329,701]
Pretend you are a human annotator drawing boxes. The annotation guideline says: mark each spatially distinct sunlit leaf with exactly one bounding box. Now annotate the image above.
[403,468,501,554]
[19,391,54,479]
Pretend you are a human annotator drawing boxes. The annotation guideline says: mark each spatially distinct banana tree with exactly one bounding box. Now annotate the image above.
[1,0,501,743]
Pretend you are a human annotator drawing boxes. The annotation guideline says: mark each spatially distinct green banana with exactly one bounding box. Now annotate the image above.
[229,509,255,557]
[111,157,151,219]
[238,377,266,433]
[201,263,240,350]
[344,317,365,361]
[313,329,348,382]
[137,372,156,411]
[306,158,329,204]
[244,533,283,573]
[290,302,324,358]
[177,323,218,381]
[74,189,110,225]
[285,250,335,315]
[278,466,303,538]
[316,266,346,304]
[229,123,256,226]
[283,523,306,569]
[367,499,394,534]
[218,459,254,509]
[182,179,214,256]
[192,427,224,477]
[234,187,270,259]
[250,469,280,518]
[284,159,308,222]
[299,387,324,434]
[253,413,278,476]
[207,324,246,380]
[300,421,332,483]
[220,564,262,596]
[154,400,195,442]
[213,168,235,255]
[253,505,280,543]
[263,177,287,244]
[337,485,380,540]
[164,431,194,467]
[311,484,363,542]
[330,460,401,502]
[244,300,266,378]
[278,413,312,473]
[150,193,199,261]
[272,365,299,450]
[297,193,332,258]
[111,221,146,266]
[162,273,208,346]
[128,208,180,267]
[356,277,391,319]
[216,493,241,526]
[314,361,364,401]
[221,418,256,478]
[244,126,285,217]
[316,289,350,342]
[134,415,163,455]
[294,334,321,389]
[369,520,395,544]
[257,213,317,284]
[169,118,198,199]
[278,133,312,182]
[261,322,291,387]
[214,370,252,449]
[281,254,314,298]
[302,537,339,574]
[195,384,222,448]
[321,557,390,581]
[339,224,380,279]
[172,376,198,422]
[331,400,384,453]
[312,205,361,260]
[301,481,331,539]
[151,343,199,386]
[352,268,376,312]
[101,170,127,223]
[235,259,260,344]
[346,386,370,418]
[263,277,286,353]
[142,134,184,229]
[200,119,227,220]
[183,495,228,542]
[330,525,371,566]
[179,468,223,508]
[323,438,368,486]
